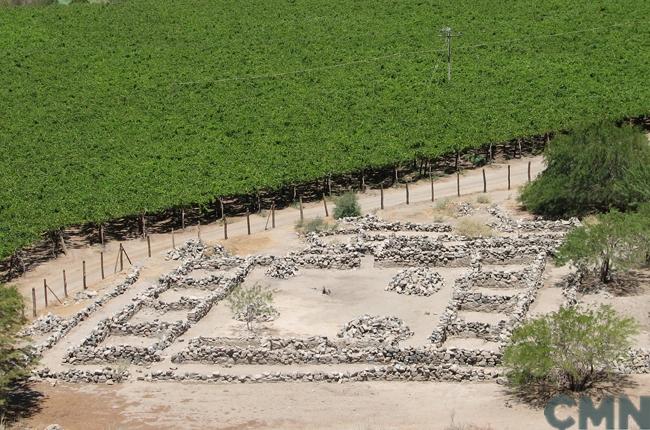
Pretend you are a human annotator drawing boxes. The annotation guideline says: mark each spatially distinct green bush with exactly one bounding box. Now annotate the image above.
[503,305,638,392]
[226,283,277,331]
[333,193,361,219]
[520,123,650,218]
[0,286,33,412]
[556,205,650,282]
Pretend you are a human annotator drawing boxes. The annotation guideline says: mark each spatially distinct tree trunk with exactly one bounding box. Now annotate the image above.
[600,258,611,283]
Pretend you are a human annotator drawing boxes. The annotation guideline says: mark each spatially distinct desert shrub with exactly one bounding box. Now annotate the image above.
[295,217,334,233]
[556,206,650,282]
[476,195,490,204]
[0,286,33,412]
[434,197,452,211]
[503,305,638,392]
[520,122,650,218]
[333,193,361,219]
[455,218,494,238]
[226,283,277,331]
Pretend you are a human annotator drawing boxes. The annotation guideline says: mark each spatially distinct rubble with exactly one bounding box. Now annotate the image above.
[338,315,413,342]
[387,268,444,296]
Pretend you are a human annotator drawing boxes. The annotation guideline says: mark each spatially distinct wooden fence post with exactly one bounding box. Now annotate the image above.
[99,223,105,246]
[82,260,87,290]
[323,194,329,217]
[328,174,332,197]
[43,280,48,308]
[380,185,384,210]
[246,211,251,235]
[224,217,228,240]
[100,252,105,279]
[141,212,147,238]
[527,161,531,182]
[405,182,410,205]
[147,236,152,258]
[119,244,124,272]
[63,269,68,298]
[482,169,487,193]
[197,221,201,241]
[299,196,304,222]
[430,173,435,202]
[271,204,276,229]
[172,228,176,249]
[32,288,36,317]
[220,199,225,220]
[457,172,461,197]
[508,165,511,190]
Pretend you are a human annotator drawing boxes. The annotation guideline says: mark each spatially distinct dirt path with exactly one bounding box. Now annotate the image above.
[12,156,543,316]
[18,375,650,430]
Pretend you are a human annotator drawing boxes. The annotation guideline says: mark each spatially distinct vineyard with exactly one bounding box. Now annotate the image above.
[0,0,649,260]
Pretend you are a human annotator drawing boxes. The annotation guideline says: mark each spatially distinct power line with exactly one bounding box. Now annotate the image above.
[174,21,640,87]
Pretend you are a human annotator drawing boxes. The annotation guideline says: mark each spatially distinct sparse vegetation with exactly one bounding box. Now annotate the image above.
[556,206,650,283]
[226,283,278,331]
[0,286,33,412]
[295,217,335,234]
[520,123,650,218]
[503,305,638,392]
[476,195,490,204]
[333,193,361,219]
[455,218,494,238]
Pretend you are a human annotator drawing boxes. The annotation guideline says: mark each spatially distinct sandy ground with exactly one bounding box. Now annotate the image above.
[11,154,650,430]
[11,156,544,316]
[16,375,650,430]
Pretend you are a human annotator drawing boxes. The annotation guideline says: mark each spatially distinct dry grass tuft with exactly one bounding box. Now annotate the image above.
[455,218,494,238]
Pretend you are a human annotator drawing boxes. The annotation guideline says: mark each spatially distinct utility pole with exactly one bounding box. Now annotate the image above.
[440,27,460,82]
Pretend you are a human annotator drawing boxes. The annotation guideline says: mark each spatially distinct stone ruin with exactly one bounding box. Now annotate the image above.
[25,211,650,385]
[386,268,444,296]
[338,315,414,343]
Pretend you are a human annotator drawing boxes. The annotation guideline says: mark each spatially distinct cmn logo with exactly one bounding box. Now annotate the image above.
[544,395,650,429]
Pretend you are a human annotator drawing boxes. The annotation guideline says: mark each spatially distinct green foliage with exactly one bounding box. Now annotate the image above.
[1,1,649,260]
[556,206,650,282]
[333,193,361,219]
[0,286,32,410]
[503,305,638,392]
[226,283,277,331]
[520,123,650,218]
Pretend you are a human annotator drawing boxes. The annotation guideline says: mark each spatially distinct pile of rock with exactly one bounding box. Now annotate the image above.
[146,362,500,384]
[487,206,580,233]
[19,313,64,337]
[338,315,413,342]
[35,367,128,384]
[265,259,299,279]
[386,268,444,296]
[332,214,452,234]
[166,239,207,261]
[455,202,474,216]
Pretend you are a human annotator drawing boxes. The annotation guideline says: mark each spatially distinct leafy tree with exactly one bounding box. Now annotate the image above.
[520,123,650,218]
[503,305,638,392]
[555,207,650,283]
[0,286,32,411]
[226,283,277,331]
[333,193,361,219]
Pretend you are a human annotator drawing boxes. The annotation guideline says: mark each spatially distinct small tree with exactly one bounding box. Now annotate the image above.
[503,305,638,392]
[556,207,650,283]
[520,122,650,218]
[0,286,33,412]
[226,283,277,331]
[333,192,361,219]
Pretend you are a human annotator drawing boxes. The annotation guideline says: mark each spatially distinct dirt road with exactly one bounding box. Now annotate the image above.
[12,156,543,315]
